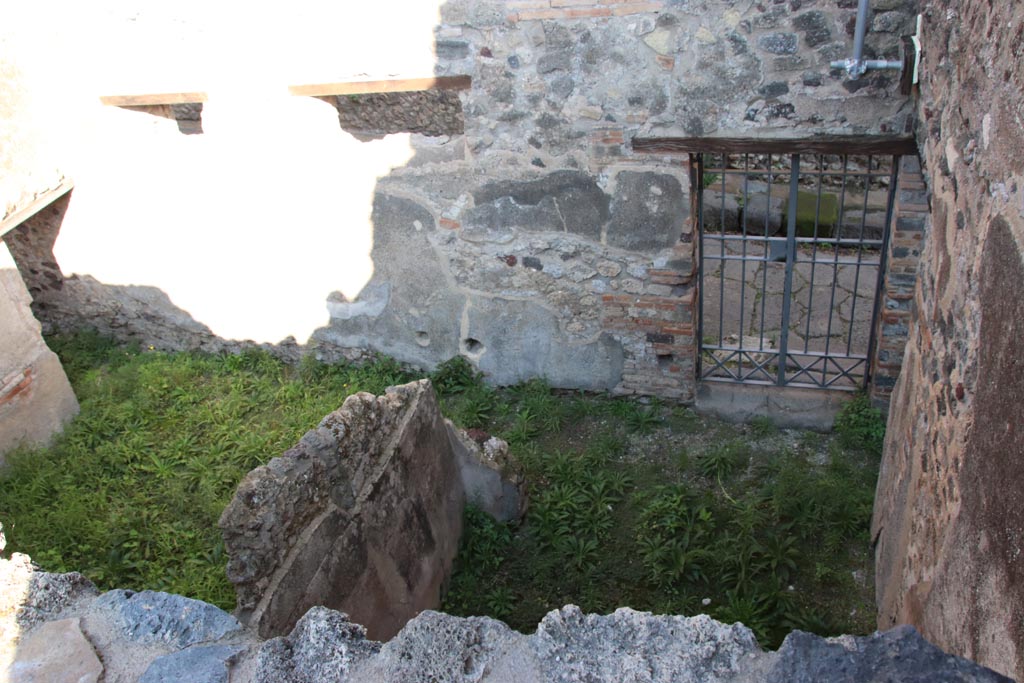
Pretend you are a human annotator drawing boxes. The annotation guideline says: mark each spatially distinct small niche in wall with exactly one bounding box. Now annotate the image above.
[99,93,207,135]
[289,76,469,141]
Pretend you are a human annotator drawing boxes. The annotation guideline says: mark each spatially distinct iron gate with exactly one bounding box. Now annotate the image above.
[694,150,899,390]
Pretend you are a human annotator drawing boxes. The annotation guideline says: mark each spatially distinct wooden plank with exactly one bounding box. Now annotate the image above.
[632,136,918,156]
[100,92,207,106]
[0,179,74,238]
[289,75,471,97]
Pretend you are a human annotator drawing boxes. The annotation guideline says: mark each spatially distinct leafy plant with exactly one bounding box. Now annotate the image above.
[833,393,885,455]
[749,416,777,438]
[697,441,750,480]
[625,405,662,434]
[637,486,713,588]
[431,356,484,395]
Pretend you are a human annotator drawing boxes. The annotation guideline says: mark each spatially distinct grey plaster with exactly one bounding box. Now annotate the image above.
[606,172,686,252]
[463,294,624,390]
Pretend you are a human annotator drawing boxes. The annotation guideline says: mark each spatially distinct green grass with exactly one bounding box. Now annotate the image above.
[0,331,414,609]
[0,332,886,648]
[441,379,885,648]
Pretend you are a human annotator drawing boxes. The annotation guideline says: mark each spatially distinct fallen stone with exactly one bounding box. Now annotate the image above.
[94,589,241,648]
[9,617,103,683]
[220,380,464,641]
[139,644,246,683]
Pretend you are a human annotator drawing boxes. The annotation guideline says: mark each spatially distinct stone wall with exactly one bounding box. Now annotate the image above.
[310,0,917,400]
[872,1,1024,680]
[0,242,78,462]
[328,90,464,140]
[0,1,917,402]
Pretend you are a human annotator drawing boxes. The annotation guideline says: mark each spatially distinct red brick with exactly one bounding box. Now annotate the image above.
[0,369,32,406]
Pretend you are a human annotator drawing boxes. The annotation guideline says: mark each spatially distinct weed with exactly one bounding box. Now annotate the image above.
[625,405,662,434]
[833,393,885,455]
[431,356,484,395]
[697,441,750,480]
[749,416,777,438]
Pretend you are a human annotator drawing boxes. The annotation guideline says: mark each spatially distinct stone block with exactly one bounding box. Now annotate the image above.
[606,171,686,252]
[472,171,610,241]
[140,645,245,683]
[94,590,241,648]
[220,380,465,641]
[0,248,78,463]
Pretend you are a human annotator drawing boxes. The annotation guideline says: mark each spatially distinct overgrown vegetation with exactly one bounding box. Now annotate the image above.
[0,331,414,608]
[0,334,886,648]
[441,369,886,648]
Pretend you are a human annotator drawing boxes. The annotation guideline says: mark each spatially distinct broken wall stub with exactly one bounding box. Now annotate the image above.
[312,0,916,401]
[869,154,927,408]
[0,241,78,462]
[872,1,1024,680]
[219,379,466,641]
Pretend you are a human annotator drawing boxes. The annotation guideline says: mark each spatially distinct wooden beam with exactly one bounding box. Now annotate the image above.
[289,75,471,97]
[0,179,74,239]
[100,92,207,106]
[632,136,918,156]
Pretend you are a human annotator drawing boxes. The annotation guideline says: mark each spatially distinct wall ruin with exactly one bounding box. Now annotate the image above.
[219,379,524,641]
[219,380,465,641]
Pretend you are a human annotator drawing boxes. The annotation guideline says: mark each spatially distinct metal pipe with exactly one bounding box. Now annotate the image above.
[830,0,903,78]
[853,0,869,64]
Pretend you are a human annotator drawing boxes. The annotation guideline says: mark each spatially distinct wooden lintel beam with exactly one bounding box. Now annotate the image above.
[0,179,74,239]
[632,136,918,157]
[289,75,471,97]
[100,92,207,106]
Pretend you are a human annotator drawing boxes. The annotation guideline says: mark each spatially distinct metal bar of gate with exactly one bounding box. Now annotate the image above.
[775,154,801,385]
[694,153,705,381]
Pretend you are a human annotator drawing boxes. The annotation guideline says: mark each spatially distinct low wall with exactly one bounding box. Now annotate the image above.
[0,551,1013,683]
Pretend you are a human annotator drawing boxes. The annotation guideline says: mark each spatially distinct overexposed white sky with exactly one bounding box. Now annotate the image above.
[2,1,448,343]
